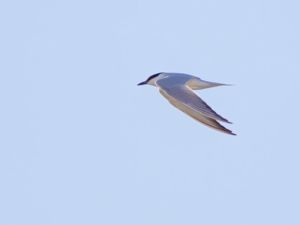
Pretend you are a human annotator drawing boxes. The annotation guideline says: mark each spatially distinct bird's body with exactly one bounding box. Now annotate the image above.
[138,72,236,135]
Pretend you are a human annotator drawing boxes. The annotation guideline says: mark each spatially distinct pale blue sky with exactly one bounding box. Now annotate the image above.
[1,0,300,224]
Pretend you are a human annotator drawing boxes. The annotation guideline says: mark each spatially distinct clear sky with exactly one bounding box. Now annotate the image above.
[1,0,300,224]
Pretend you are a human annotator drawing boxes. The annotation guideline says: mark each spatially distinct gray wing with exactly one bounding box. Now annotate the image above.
[157,78,232,124]
[159,88,236,135]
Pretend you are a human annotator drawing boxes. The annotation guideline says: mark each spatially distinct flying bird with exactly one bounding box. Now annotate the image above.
[138,72,236,135]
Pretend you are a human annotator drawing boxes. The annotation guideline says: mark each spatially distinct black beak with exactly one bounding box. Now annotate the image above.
[137,81,147,86]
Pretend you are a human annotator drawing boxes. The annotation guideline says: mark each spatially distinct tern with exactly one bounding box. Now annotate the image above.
[138,72,236,135]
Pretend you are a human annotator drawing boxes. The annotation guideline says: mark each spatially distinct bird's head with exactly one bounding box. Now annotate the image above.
[137,72,163,86]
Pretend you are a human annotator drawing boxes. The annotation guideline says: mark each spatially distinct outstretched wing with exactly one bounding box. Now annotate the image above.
[157,78,232,124]
[158,88,236,135]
